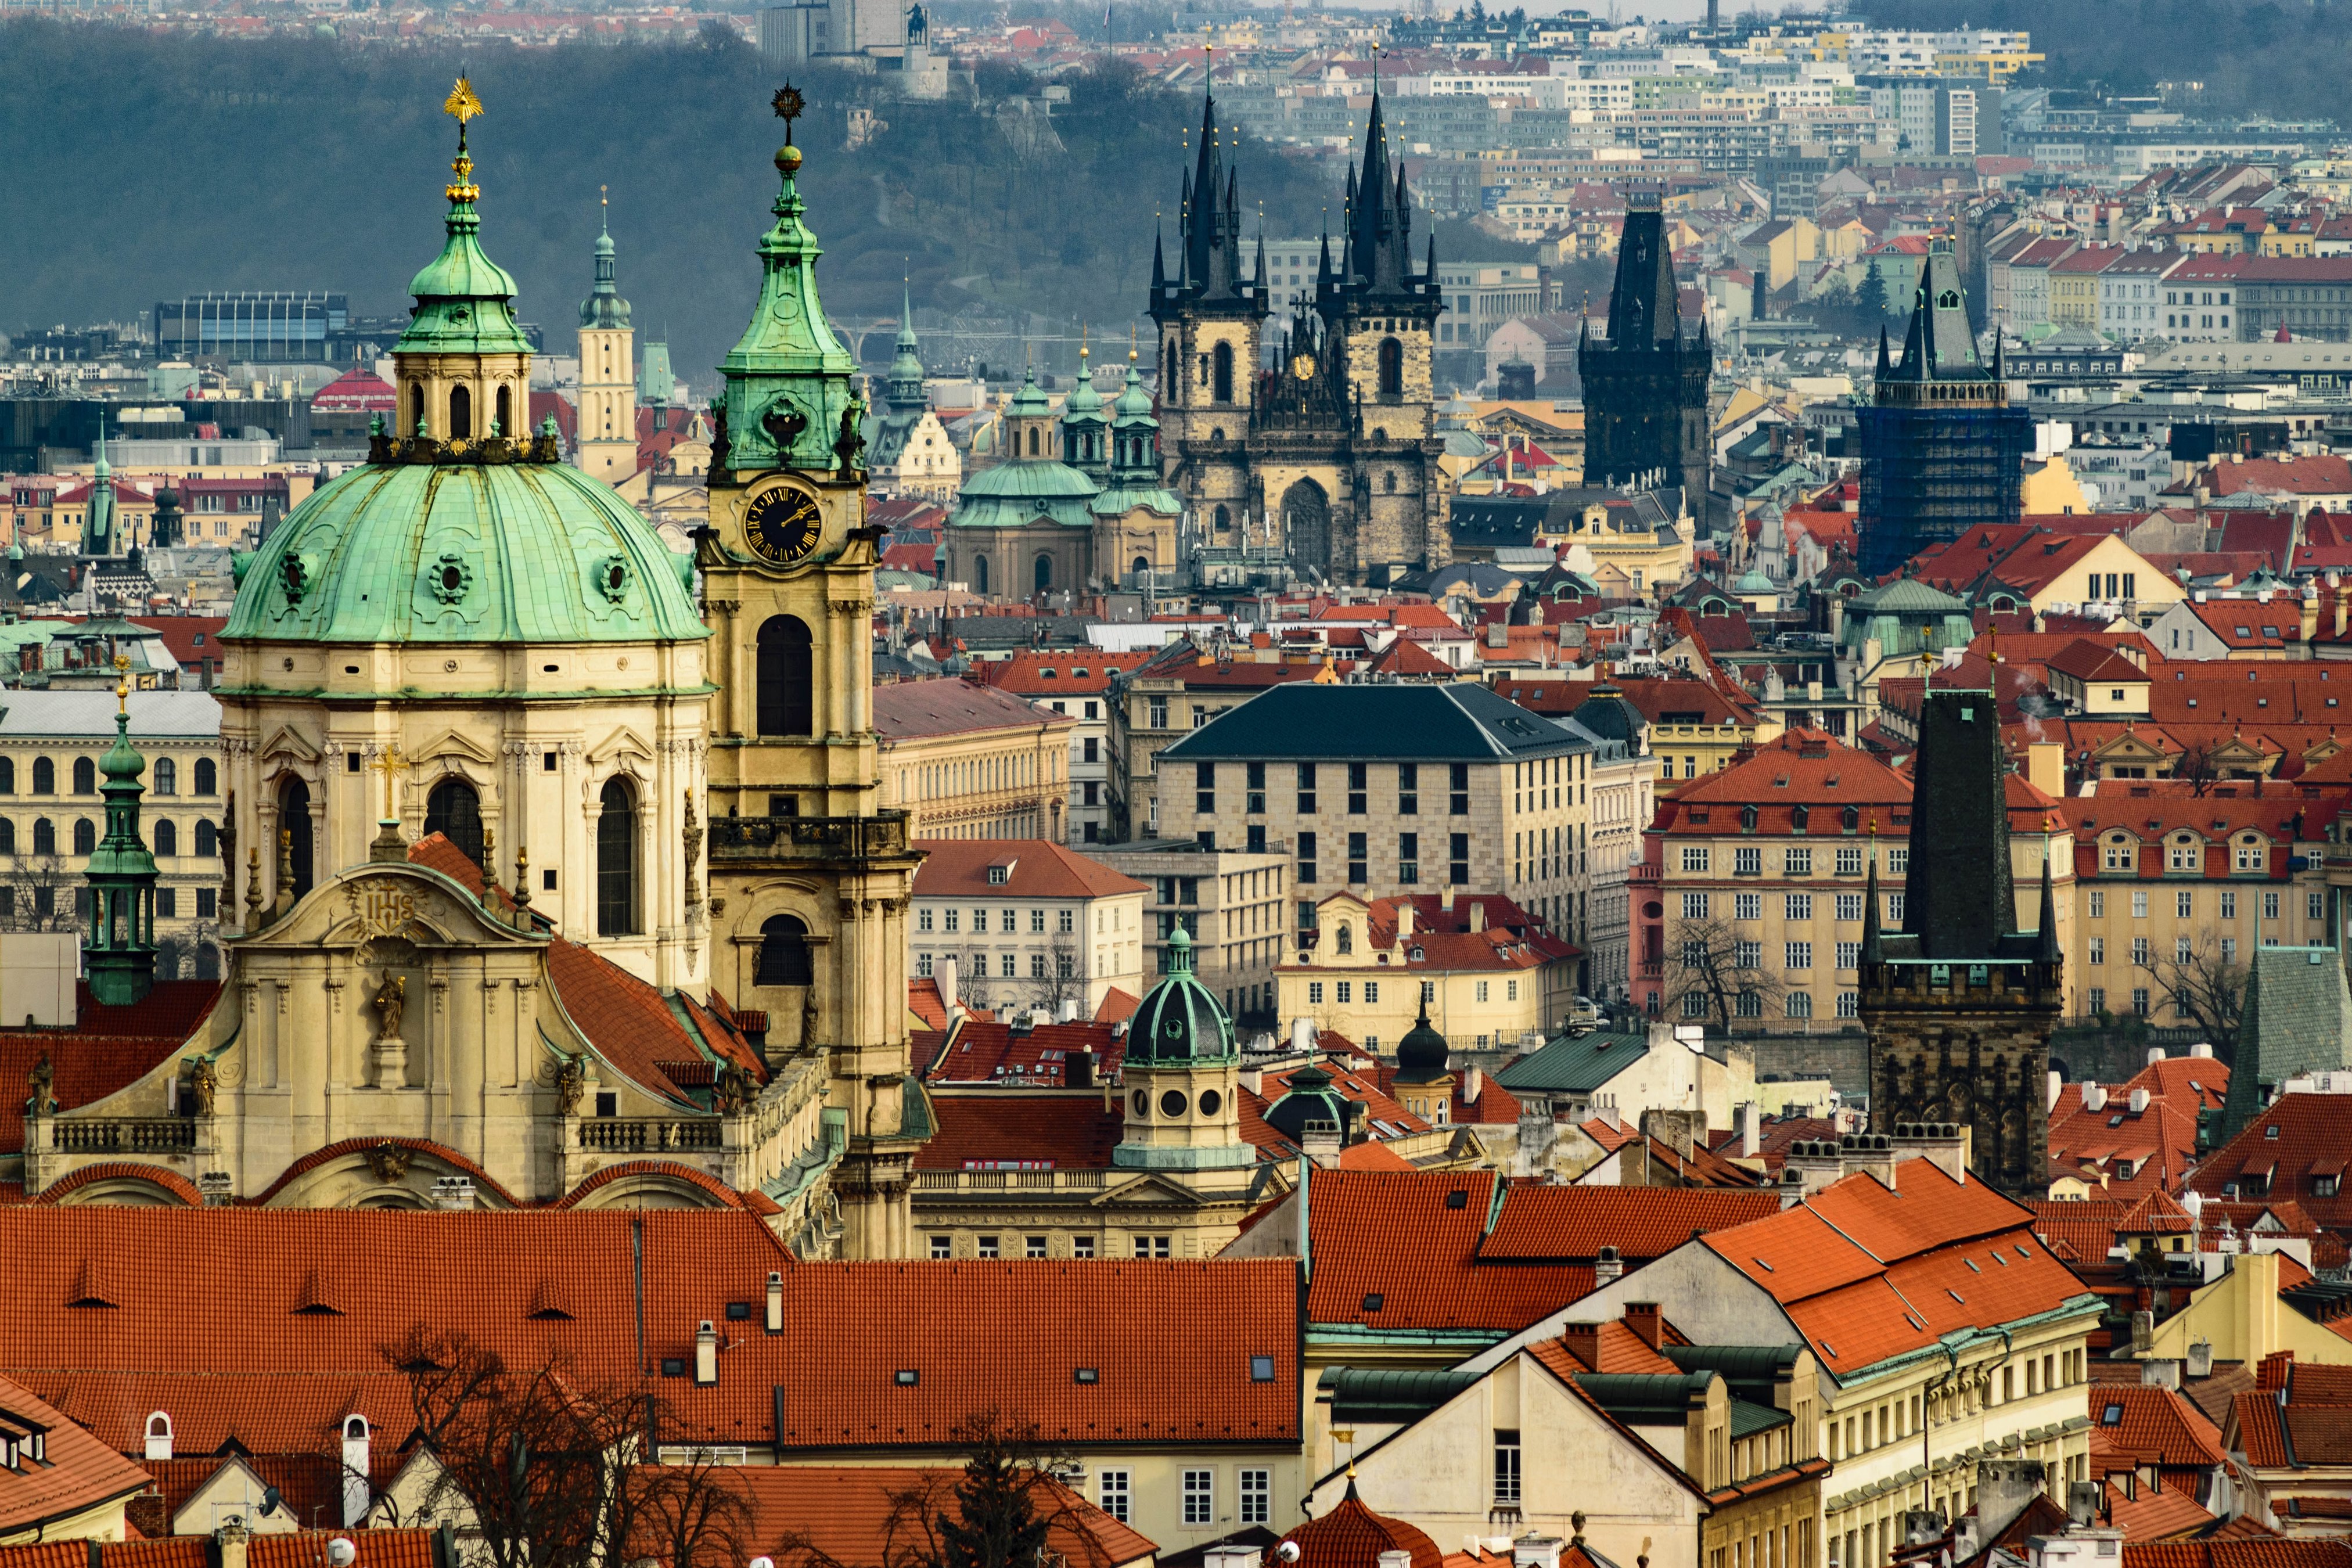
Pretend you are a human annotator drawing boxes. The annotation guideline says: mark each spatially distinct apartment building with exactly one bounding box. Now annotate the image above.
[876,677,1073,842]
[908,838,1147,1016]
[1158,682,1599,949]
[1087,837,1290,1024]
[1278,890,1578,1054]
[973,649,1151,846]
[1105,640,1333,843]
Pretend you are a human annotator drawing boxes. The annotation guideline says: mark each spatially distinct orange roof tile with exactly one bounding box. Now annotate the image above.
[0,982,220,1155]
[0,1373,154,1536]
[699,1464,1156,1568]
[1478,1187,1782,1263]
[911,840,1147,901]
[1296,1171,1592,1334]
[915,1092,1124,1170]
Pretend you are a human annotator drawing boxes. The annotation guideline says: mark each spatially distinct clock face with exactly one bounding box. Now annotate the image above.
[743,484,823,567]
[1292,353,1317,381]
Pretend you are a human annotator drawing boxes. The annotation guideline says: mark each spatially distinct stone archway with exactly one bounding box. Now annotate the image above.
[1282,477,1330,578]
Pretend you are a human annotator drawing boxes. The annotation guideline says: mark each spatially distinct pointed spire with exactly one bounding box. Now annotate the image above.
[1150,226,1167,299]
[1860,832,1884,965]
[580,184,632,330]
[2035,850,2061,963]
[85,654,157,1006]
[1253,231,1268,296]
[1876,325,1892,377]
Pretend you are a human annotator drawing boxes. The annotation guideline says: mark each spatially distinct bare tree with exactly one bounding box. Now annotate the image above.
[377,1327,753,1568]
[0,853,80,932]
[2136,938,2248,1042]
[2171,743,2218,797]
[1662,914,1787,1033]
[775,1409,1116,1568]
[1020,935,1086,1015]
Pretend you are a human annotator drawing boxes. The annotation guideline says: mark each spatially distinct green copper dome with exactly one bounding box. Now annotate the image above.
[580,203,632,330]
[222,462,706,647]
[1127,928,1238,1066]
[1113,362,1156,425]
[1061,358,1106,425]
[717,142,862,474]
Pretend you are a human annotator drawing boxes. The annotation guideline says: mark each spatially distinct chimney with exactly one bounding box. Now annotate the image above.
[2028,740,2065,799]
[2142,1359,2182,1390]
[1470,900,1487,933]
[1067,1048,1096,1089]
[1623,1301,1661,1349]
[431,1176,476,1211]
[1560,1320,1602,1369]
[1204,1551,1265,1568]
[1441,887,1455,913]
[1891,1121,1969,1184]
[1975,1461,2049,1544]
[2131,1310,2154,1354]
[1514,1540,1564,1568]
[215,1522,250,1568]
[2187,1339,2215,1378]
[766,1269,784,1333]
[1594,1245,1623,1286]
[2191,1042,2213,1059]
[1380,1553,1416,1568]
[1397,903,1415,940]
[1842,1132,1898,1189]
[2066,1482,2102,1529]
[2129,1087,2150,1113]
[1739,1101,1761,1159]
[695,1321,719,1386]
[2148,1046,2168,1066]
[1292,1016,1315,1053]
[341,1417,372,1527]
[938,955,960,1016]
[1059,997,1080,1024]
[2084,1083,2109,1113]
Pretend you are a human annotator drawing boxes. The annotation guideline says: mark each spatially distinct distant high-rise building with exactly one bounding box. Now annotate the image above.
[1856,239,2031,578]
[576,195,638,483]
[1577,199,1709,499]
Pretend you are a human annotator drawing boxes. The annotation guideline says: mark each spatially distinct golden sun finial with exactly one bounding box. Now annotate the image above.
[444,75,484,125]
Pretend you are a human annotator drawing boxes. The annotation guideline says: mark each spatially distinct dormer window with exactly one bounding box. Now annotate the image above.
[987,866,1008,886]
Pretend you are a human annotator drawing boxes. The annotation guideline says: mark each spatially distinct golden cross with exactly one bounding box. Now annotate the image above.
[371,743,405,822]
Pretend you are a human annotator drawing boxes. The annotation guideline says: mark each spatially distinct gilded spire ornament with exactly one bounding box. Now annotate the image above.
[444,75,484,202]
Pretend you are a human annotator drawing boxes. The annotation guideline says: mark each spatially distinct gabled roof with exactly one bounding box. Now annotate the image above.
[706,1464,1156,1568]
[0,1372,154,1537]
[911,839,1146,901]
[872,677,1069,740]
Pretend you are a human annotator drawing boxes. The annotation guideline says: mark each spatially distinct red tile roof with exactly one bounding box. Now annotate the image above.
[1648,730,1911,833]
[911,840,1146,901]
[872,678,1069,739]
[919,1017,1129,1086]
[0,1373,154,1536]
[973,649,1154,696]
[915,1092,1124,1170]
[1703,1160,2090,1374]
[0,1533,447,1568]
[2090,1383,2230,1469]
[2187,1095,2352,1232]
[1477,1186,1782,1262]
[2103,1477,2218,1543]
[1296,1171,1592,1333]
[703,1464,1156,1568]
[0,1209,1299,1455]
[1280,1490,1443,1568]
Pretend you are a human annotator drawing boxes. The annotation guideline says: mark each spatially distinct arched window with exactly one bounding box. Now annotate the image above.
[344,1415,369,1443]
[31,757,53,795]
[72,757,95,794]
[425,778,485,867]
[974,555,990,594]
[196,819,217,857]
[596,778,639,937]
[757,914,815,986]
[1132,555,1150,579]
[1034,555,1052,593]
[0,757,13,794]
[73,818,95,856]
[1026,426,1040,457]
[153,818,178,857]
[1378,337,1404,398]
[449,385,473,440]
[153,757,177,796]
[756,616,815,737]
[278,776,314,902]
[1212,341,1235,404]
[495,384,512,437]
[33,819,55,855]
[194,757,217,796]
[408,384,425,436]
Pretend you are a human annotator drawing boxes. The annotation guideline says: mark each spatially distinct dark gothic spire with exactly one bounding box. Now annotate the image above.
[1604,200,1681,349]
[1860,847,1883,966]
[1151,227,1166,297]
[2035,852,2061,963]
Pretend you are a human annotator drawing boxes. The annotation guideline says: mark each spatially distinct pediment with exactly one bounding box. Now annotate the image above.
[410,728,499,768]
[587,725,657,769]
[1092,1169,1217,1209]
[259,725,323,765]
[242,863,540,952]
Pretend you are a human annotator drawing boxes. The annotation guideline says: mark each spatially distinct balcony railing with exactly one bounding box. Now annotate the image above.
[578,1119,722,1153]
[709,811,911,862]
[51,1119,197,1153]
[913,1168,1109,1192]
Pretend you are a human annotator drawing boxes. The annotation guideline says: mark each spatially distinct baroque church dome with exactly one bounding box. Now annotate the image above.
[222,462,704,646]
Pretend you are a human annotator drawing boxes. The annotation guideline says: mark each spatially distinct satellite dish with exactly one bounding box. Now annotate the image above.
[327,1541,358,1568]
[260,1487,283,1517]
[1278,1546,1303,1565]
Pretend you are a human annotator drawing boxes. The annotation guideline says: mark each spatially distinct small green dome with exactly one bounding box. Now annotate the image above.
[1127,927,1237,1066]
[1734,567,1777,593]
[100,710,145,782]
[222,462,705,647]
[1263,1063,1355,1142]
[1113,363,1156,425]
[1062,359,1105,423]
[1008,365,1052,419]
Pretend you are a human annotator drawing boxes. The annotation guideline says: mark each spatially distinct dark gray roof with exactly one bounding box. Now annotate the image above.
[1160,682,1593,764]
[2220,945,2352,1143]
[1493,1029,1650,1094]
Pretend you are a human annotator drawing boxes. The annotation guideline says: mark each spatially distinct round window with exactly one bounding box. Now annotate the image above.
[1131,1089,1149,1116]
[1159,1089,1189,1117]
[1199,1089,1223,1117]
[441,565,463,593]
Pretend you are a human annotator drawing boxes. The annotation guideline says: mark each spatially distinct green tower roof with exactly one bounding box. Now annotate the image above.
[1126,927,1238,1066]
[579,193,633,330]
[397,81,534,359]
[84,686,159,1007]
[718,135,862,474]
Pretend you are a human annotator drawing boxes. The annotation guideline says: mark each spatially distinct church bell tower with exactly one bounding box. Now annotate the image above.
[699,91,925,1261]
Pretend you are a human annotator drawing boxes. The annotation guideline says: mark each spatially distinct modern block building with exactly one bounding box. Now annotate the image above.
[1156,682,1596,950]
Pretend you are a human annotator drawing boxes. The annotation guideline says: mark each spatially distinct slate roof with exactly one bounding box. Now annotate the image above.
[1160,682,1589,763]
[2217,951,2352,1145]
[1495,1030,1650,1095]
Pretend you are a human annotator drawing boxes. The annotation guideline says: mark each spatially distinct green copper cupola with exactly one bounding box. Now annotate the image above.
[580,189,632,331]
[85,666,159,1006]
[717,95,862,475]
[396,78,534,360]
